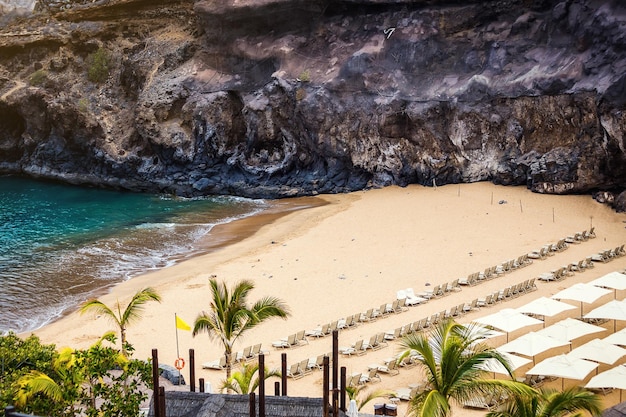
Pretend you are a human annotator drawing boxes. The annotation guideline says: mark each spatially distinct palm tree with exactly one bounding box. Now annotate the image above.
[15,348,84,417]
[486,386,602,417]
[193,278,290,379]
[220,362,281,394]
[80,287,161,356]
[399,319,533,417]
[346,385,397,411]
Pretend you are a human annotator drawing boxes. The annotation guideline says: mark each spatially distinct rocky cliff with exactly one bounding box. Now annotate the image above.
[0,0,625,207]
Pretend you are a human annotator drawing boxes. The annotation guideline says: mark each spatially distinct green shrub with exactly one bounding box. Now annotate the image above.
[87,48,110,83]
[78,97,89,113]
[295,87,306,101]
[298,70,310,82]
[29,69,47,86]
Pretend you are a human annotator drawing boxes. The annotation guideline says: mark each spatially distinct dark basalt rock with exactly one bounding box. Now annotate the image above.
[0,0,624,202]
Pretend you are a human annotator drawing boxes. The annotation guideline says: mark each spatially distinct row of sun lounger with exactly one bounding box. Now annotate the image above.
[285,354,333,380]
[272,330,310,349]
[282,277,543,382]
[537,246,624,282]
[477,279,538,307]
[208,231,609,374]
[458,254,533,286]
[463,392,509,411]
[202,343,268,370]
[348,351,422,388]
[591,244,625,263]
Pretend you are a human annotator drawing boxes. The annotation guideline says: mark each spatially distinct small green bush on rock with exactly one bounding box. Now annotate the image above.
[29,69,47,86]
[87,48,110,83]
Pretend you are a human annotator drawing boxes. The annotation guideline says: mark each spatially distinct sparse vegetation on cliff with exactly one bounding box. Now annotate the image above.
[86,47,110,83]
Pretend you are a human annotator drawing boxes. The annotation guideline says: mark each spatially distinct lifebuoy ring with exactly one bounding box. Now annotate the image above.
[174,358,185,370]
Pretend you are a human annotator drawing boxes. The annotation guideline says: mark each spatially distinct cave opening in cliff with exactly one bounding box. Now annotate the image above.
[0,105,26,143]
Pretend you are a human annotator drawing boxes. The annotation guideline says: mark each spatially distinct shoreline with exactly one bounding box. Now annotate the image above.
[29,182,626,415]
[21,194,329,335]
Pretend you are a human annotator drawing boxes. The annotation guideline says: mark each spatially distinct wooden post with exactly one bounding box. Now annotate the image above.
[281,352,287,396]
[249,392,256,417]
[340,367,347,411]
[259,353,266,417]
[332,331,339,417]
[199,378,205,393]
[189,349,196,392]
[158,386,166,417]
[323,356,330,417]
[151,349,160,417]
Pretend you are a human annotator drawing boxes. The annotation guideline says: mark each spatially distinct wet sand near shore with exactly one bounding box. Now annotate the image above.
[30,183,626,415]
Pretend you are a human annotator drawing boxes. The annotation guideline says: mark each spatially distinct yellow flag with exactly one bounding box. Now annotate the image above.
[176,315,191,331]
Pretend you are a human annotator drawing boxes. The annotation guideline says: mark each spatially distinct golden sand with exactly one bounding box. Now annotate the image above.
[31,182,626,415]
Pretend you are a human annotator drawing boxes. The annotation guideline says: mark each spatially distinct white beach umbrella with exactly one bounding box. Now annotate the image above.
[473,308,543,341]
[527,354,598,389]
[551,283,613,315]
[346,399,359,417]
[478,351,532,376]
[460,323,505,339]
[589,271,626,295]
[585,365,626,401]
[567,338,626,365]
[499,331,570,363]
[537,317,606,343]
[603,328,626,347]
[583,299,626,332]
[516,297,576,321]
[584,299,626,320]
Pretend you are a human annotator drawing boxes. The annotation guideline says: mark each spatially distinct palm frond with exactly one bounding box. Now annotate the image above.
[16,371,64,405]
[251,296,291,322]
[357,388,397,411]
[120,287,161,326]
[539,387,603,417]
[413,389,449,417]
[80,300,121,327]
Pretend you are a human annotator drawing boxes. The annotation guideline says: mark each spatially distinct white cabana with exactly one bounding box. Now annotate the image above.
[585,365,626,401]
[583,299,626,332]
[527,354,598,389]
[478,351,532,376]
[499,331,570,363]
[603,328,626,346]
[537,317,606,342]
[551,283,613,315]
[516,297,577,322]
[473,308,543,341]
[567,338,626,365]
[589,271,626,296]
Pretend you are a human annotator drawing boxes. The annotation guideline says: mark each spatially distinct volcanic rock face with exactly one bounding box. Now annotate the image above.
[0,0,624,202]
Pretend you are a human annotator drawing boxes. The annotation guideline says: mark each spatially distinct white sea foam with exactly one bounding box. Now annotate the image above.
[1,193,270,334]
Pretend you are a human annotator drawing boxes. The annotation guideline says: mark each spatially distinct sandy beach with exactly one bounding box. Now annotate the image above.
[30,182,626,416]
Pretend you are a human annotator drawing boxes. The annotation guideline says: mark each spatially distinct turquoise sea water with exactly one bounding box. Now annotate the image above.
[0,176,267,334]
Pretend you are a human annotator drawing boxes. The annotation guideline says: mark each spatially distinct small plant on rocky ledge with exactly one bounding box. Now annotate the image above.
[87,47,110,83]
[295,87,306,101]
[78,97,89,113]
[29,69,47,86]
[297,70,310,82]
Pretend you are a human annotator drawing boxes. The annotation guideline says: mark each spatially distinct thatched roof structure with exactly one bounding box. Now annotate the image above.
[149,391,345,417]
[604,402,626,417]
